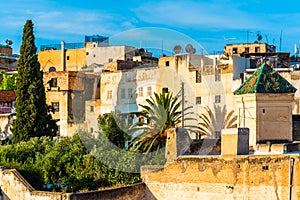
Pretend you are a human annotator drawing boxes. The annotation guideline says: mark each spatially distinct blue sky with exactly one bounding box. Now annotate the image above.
[1,0,300,55]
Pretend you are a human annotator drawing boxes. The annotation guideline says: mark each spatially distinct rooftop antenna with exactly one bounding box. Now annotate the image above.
[246,30,253,43]
[294,44,299,56]
[265,35,269,44]
[161,40,164,57]
[280,30,282,52]
[224,37,236,43]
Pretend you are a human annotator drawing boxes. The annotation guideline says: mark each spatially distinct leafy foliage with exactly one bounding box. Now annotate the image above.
[12,20,57,143]
[98,111,129,149]
[129,92,196,153]
[0,134,142,192]
[0,72,17,90]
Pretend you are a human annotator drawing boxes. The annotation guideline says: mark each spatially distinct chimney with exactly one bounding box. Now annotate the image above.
[61,41,65,71]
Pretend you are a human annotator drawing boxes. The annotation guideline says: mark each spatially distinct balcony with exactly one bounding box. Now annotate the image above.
[0,107,13,114]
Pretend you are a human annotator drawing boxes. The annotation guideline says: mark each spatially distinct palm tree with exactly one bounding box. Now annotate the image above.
[198,105,237,138]
[129,92,195,153]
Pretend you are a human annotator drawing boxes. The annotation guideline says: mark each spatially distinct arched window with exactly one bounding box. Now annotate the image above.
[49,66,56,72]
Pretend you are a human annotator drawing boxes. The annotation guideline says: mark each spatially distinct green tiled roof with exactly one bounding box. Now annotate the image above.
[234,64,297,95]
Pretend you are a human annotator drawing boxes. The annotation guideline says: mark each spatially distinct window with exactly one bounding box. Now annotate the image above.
[128,115,133,126]
[138,116,144,123]
[147,86,152,96]
[90,106,94,112]
[108,58,113,62]
[196,70,201,83]
[262,165,269,170]
[120,88,126,99]
[196,97,201,104]
[215,131,221,139]
[50,78,57,87]
[49,66,56,72]
[215,95,221,103]
[232,48,238,54]
[52,102,59,113]
[215,68,221,82]
[162,87,168,93]
[245,47,249,53]
[86,52,89,55]
[128,88,133,98]
[67,56,70,60]
[255,47,260,53]
[107,90,112,100]
[138,87,143,97]
[90,128,94,133]
[165,61,170,66]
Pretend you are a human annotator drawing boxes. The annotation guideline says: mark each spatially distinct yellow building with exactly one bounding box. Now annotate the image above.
[85,53,245,139]
[38,41,138,73]
[43,71,98,137]
[224,43,276,57]
[39,41,87,72]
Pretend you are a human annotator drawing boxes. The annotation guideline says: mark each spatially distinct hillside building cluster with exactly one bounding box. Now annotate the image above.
[2,34,300,198]
[1,36,300,150]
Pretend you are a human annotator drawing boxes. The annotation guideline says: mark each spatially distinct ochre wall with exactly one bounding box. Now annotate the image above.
[142,155,300,200]
[39,49,86,72]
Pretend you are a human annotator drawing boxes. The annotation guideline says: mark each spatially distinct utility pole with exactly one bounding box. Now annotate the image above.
[181,82,184,128]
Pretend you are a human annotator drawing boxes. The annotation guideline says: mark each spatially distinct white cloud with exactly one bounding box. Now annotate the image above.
[133,1,266,30]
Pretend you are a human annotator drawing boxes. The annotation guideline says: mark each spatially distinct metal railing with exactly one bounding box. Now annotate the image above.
[0,107,12,114]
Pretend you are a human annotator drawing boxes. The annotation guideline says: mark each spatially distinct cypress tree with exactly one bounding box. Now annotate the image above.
[12,20,57,143]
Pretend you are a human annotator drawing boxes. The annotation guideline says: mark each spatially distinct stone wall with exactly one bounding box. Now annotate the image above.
[141,154,300,200]
[70,183,156,200]
[0,168,69,200]
[0,168,155,200]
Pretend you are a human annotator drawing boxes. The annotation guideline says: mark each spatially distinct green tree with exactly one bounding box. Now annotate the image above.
[12,20,57,143]
[98,111,129,149]
[0,72,17,90]
[129,92,195,153]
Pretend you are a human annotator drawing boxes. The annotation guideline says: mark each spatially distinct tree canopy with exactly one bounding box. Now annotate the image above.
[0,72,17,90]
[12,20,57,143]
[129,92,196,153]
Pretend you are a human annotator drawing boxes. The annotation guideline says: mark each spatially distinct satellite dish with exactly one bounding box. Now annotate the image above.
[257,34,262,42]
[138,48,145,56]
[185,44,196,54]
[5,39,13,45]
[173,45,182,54]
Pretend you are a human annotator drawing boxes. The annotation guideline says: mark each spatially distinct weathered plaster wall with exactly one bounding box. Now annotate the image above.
[141,155,300,200]
[235,93,293,148]
[0,168,69,200]
[0,114,9,132]
[70,183,156,200]
[39,49,86,72]
[0,168,154,200]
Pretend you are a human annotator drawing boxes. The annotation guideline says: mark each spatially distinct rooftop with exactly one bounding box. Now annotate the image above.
[234,64,297,95]
[0,90,16,102]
